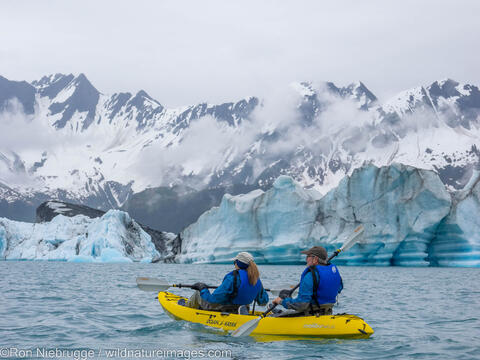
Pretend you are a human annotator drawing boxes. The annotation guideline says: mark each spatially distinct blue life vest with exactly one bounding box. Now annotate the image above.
[229,270,262,305]
[300,264,342,304]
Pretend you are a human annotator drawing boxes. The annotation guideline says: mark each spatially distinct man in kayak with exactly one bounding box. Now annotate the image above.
[185,251,269,313]
[272,246,343,315]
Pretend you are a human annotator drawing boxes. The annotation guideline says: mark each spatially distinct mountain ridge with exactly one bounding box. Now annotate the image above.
[1,73,479,230]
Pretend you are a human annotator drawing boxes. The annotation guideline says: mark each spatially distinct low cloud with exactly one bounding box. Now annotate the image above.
[132,83,381,190]
[4,83,473,195]
[0,99,53,152]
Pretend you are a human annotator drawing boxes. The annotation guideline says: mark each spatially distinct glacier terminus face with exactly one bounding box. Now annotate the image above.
[1,163,479,266]
[179,163,479,267]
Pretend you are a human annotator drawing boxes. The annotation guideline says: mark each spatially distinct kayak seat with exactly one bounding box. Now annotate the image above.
[312,304,334,316]
[238,305,249,315]
[270,309,301,318]
[271,304,335,318]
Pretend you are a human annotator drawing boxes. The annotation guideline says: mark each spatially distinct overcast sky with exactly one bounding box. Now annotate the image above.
[1,0,478,107]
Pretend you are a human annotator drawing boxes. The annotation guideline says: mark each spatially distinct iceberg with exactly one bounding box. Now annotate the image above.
[0,209,175,262]
[179,176,323,264]
[316,163,451,266]
[178,163,476,266]
[429,171,480,267]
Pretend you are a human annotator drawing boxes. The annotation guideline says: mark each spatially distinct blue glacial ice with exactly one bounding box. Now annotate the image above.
[2,163,479,266]
[429,171,480,267]
[179,176,323,264]
[316,163,451,266]
[0,210,170,262]
[179,163,480,267]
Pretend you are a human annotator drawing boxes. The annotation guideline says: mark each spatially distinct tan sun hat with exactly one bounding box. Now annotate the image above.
[233,251,254,264]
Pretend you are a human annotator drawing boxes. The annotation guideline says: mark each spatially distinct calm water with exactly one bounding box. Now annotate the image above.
[0,262,479,360]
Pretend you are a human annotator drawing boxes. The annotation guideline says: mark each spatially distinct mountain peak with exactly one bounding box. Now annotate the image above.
[48,73,100,130]
[0,75,36,114]
[325,80,377,110]
[427,78,464,103]
[434,78,459,87]
[32,73,75,100]
[292,82,316,97]
[32,73,74,88]
[129,89,162,109]
[72,73,99,93]
[135,90,152,99]
[32,73,75,90]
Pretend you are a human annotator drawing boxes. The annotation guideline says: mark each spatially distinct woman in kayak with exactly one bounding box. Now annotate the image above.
[185,252,269,313]
[272,246,343,315]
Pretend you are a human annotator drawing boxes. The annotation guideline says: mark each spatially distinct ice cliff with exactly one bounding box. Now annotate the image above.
[179,163,478,267]
[429,171,480,267]
[0,210,176,262]
[2,163,479,266]
[179,177,323,264]
[316,164,451,266]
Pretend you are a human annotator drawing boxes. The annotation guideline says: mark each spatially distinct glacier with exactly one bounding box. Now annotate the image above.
[429,171,480,267]
[0,210,175,262]
[2,163,479,266]
[179,177,323,264]
[316,163,451,266]
[179,163,478,267]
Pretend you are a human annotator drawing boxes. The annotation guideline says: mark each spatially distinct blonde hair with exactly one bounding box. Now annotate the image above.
[247,261,260,285]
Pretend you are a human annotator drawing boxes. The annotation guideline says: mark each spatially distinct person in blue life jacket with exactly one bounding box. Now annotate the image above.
[185,251,269,313]
[272,246,343,315]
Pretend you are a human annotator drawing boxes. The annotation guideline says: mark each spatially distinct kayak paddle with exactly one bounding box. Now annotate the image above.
[136,277,217,292]
[136,277,287,296]
[231,224,365,337]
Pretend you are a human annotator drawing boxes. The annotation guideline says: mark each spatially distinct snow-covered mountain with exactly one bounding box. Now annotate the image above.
[0,74,479,227]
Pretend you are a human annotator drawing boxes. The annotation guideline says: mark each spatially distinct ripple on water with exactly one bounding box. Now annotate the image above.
[427,317,478,326]
[1,263,480,360]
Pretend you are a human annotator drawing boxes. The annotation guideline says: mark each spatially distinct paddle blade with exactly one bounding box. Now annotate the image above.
[136,277,171,292]
[231,317,261,337]
[340,225,364,252]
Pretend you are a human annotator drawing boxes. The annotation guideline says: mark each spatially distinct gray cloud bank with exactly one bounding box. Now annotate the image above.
[0,0,479,107]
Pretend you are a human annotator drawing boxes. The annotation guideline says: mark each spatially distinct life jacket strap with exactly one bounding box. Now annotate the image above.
[229,270,239,301]
[308,265,321,308]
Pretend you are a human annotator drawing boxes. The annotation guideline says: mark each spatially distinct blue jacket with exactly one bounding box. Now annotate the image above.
[200,270,269,306]
[282,264,343,309]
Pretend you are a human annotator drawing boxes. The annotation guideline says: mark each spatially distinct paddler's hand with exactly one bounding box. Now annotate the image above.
[191,282,208,291]
[272,297,283,305]
[278,289,290,299]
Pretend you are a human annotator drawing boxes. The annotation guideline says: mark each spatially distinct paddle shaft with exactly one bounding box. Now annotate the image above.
[327,250,341,263]
[261,282,300,317]
[171,284,217,290]
[172,283,273,292]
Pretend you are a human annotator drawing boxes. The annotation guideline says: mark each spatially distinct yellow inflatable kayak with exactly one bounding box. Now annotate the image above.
[158,292,374,338]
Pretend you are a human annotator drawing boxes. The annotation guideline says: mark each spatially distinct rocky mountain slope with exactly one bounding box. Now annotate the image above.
[1,74,479,230]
